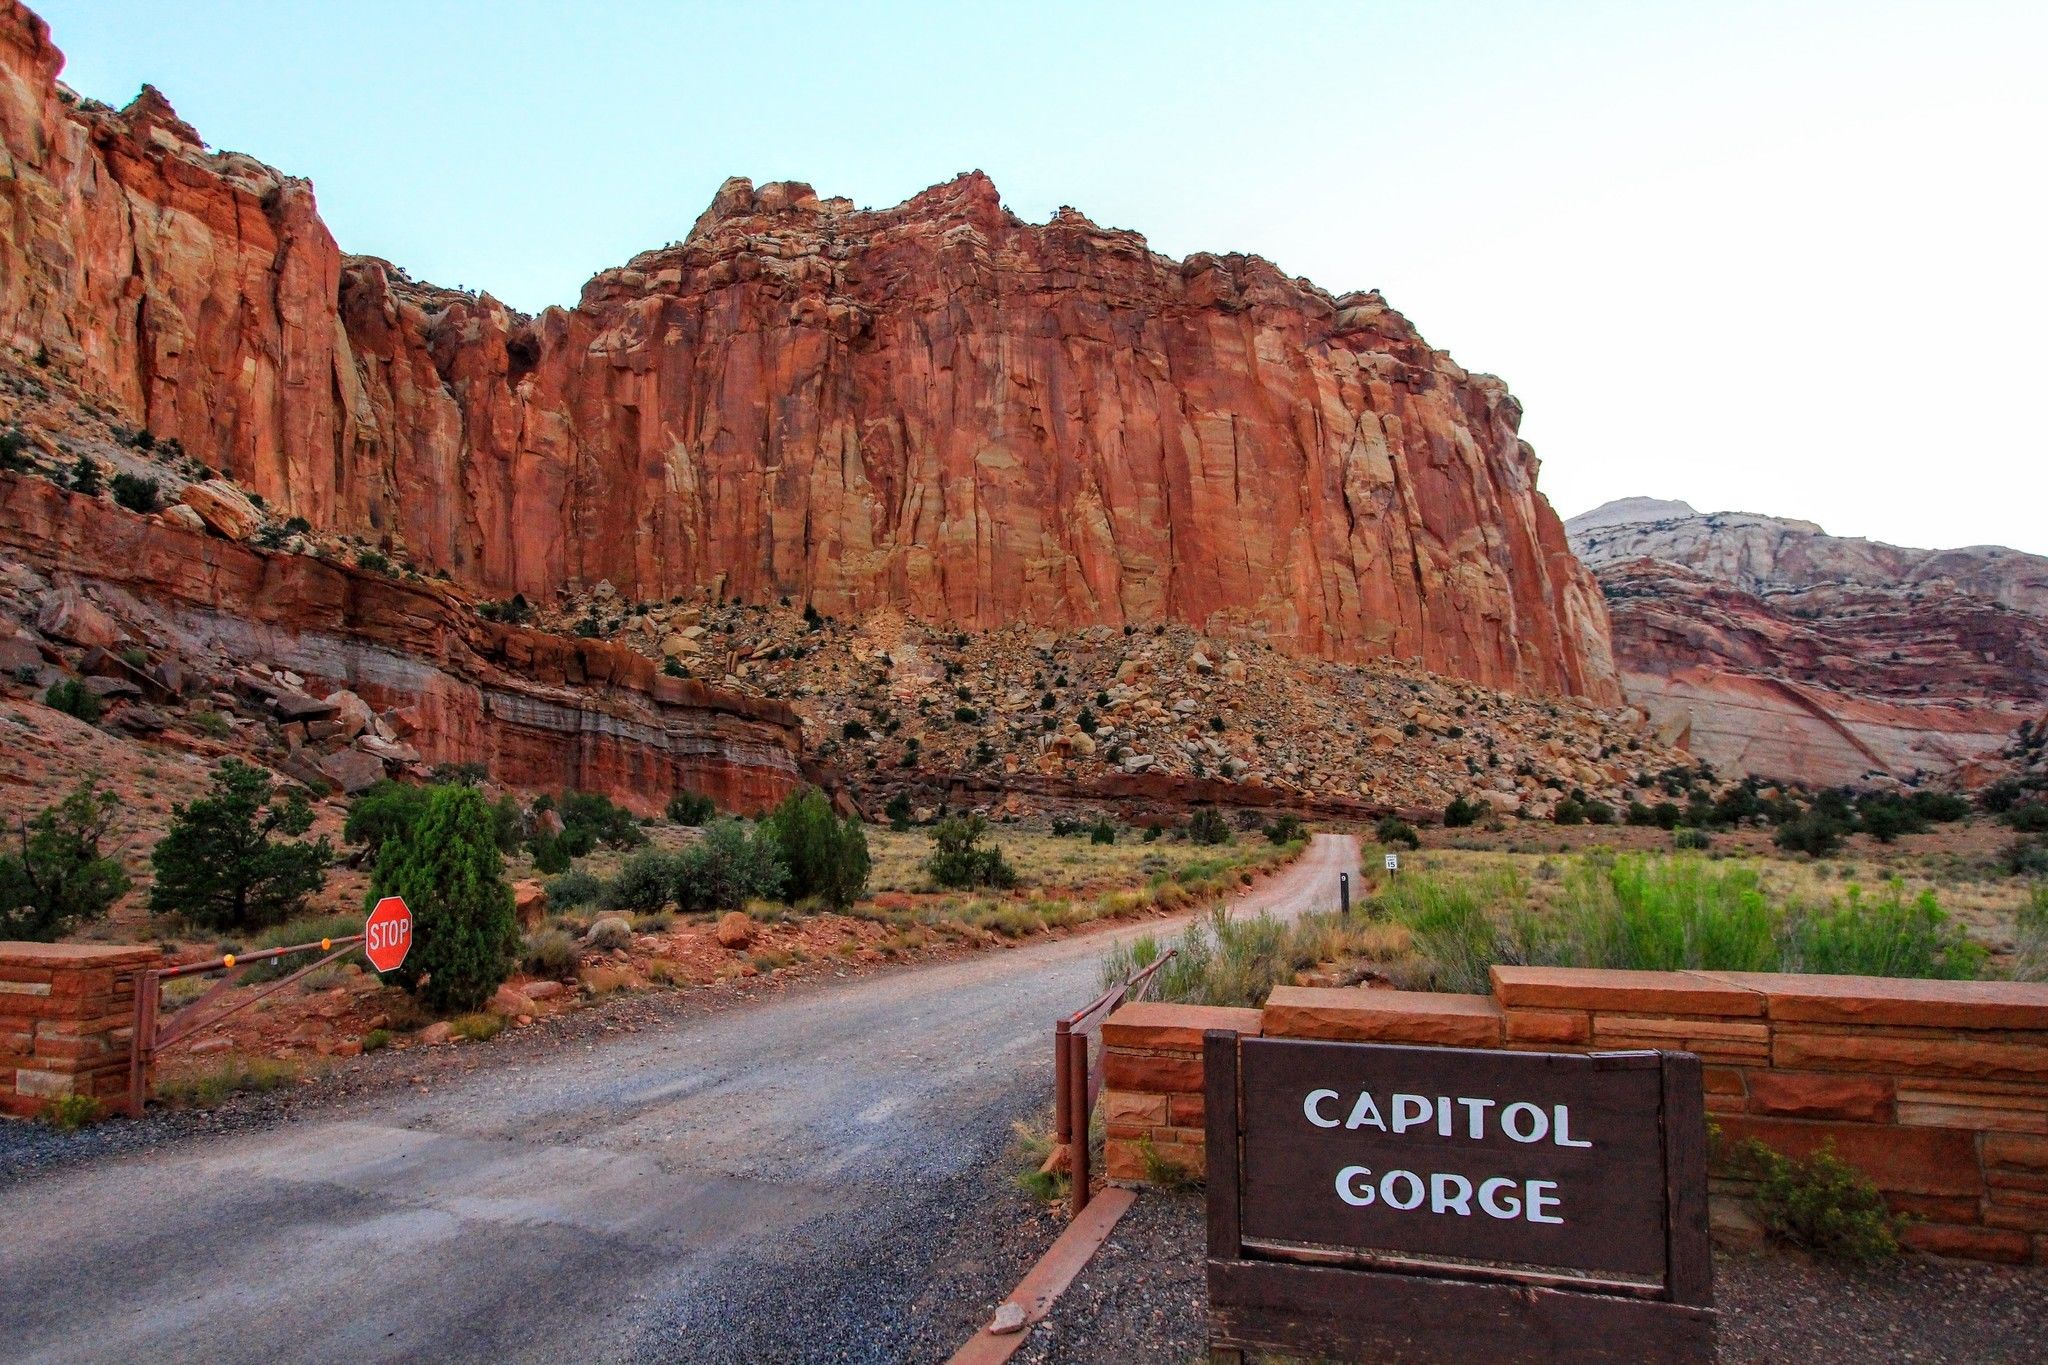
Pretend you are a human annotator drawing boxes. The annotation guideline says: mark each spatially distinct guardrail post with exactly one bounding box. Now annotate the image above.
[127,968,159,1120]
[1053,1017,1072,1157]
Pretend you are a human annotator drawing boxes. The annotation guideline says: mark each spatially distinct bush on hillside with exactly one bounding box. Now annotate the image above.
[1375,815,1420,850]
[1186,807,1231,846]
[925,815,1017,890]
[0,776,129,941]
[150,759,330,931]
[602,849,683,913]
[672,819,786,912]
[44,678,102,724]
[1443,796,1484,829]
[666,790,716,826]
[763,787,870,909]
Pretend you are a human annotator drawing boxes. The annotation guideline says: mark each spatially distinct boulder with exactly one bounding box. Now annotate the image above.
[490,984,533,1018]
[83,675,141,699]
[111,704,169,734]
[356,734,422,765]
[512,879,547,930]
[524,980,565,1001]
[36,585,122,649]
[271,690,337,722]
[180,480,264,540]
[317,747,386,793]
[159,503,208,534]
[416,1021,454,1045]
[715,911,754,949]
[325,688,375,740]
[0,634,44,674]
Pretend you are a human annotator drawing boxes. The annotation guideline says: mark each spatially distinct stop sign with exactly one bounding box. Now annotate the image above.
[364,896,413,974]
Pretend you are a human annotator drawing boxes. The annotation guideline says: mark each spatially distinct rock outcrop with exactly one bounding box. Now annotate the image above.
[0,2,1616,704]
[0,473,806,811]
[1569,499,2048,787]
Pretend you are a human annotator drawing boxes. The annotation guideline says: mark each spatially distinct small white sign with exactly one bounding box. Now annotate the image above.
[1384,853,1400,872]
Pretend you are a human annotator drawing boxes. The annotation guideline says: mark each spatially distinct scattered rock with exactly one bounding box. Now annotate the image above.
[989,1302,1028,1335]
[316,747,386,793]
[512,880,547,930]
[715,912,754,949]
[180,480,264,540]
[35,584,122,649]
[416,1021,454,1045]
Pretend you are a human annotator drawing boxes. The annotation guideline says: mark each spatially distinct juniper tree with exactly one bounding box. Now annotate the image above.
[369,784,518,1014]
[150,759,329,931]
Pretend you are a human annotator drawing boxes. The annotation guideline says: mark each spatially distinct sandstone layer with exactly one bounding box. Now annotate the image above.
[0,473,805,811]
[1569,499,2048,788]
[0,1,1615,704]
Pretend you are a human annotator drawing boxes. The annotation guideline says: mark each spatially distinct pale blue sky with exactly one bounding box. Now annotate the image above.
[36,1,2048,554]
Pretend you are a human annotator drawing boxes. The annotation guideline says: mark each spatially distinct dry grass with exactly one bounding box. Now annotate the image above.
[865,825,1271,895]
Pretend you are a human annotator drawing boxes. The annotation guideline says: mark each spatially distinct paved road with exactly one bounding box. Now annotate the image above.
[0,834,1358,1365]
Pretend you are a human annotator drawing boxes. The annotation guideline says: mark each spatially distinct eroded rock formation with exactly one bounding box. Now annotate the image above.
[0,474,805,811]
[1570,499,2048,787]
[0,1,1616,704]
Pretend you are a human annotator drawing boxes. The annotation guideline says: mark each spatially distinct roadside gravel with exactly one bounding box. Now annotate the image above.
[1014,1192,2048,1364]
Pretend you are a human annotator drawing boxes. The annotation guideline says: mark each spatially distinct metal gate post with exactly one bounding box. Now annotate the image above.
[1067,1026,1091,1217]
[1339,871,1350,916]
[1053,1017,1072,1156]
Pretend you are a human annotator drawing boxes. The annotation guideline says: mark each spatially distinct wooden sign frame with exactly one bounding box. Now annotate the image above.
[1203,1031,1715,1364]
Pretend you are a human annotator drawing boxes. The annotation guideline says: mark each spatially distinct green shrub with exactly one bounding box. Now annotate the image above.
[44,678,102,723]
[451,1011,503,1042]
[356,549,392,575]
[190,708,230,738]
[1187,808,1231,846]
[0,776,129,941]
[523,929,580,980]
[67,454,102,496]
[1908,791,1971,823]
[2014,888,2047,983]
[1443,796,1484,829]
[553,790,646,851]
[884,792,914,833]
[40,1093,107,1130]
[2008,804,2048,834]
[1855,794,1927,844]
[343,781,430,857]
[1546,855,1779,974]
[150,759,329,931]
[0,426,29,469]
[1263,814,1306,845]
[2001,836,2048,878]
[362,1028,392,1053]
[369,785,519,1014]
[1673,827,1712,851]
[1781,882,1983,980]
[666,790,716,826]
[1141,823,1162,843]
[1089,819,1116,846]
[1383,869,1528,994]
[1375,816,1420,850]
[1553,798,1587,826]
[544,868,602,909]
[1729,1138,1902,1263]
[110,472,159,513]
[528,833,571,874]
[602,849,681,912]
[1776,811,1848,857]
[763,786,870,909]
[924,815,1018,890]
[673,818,787,912]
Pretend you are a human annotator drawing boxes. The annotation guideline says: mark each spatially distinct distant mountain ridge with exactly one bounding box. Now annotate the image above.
[1567,498,2047,788]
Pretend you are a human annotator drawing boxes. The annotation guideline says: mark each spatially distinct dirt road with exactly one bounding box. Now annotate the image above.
[0,834,1357,1364]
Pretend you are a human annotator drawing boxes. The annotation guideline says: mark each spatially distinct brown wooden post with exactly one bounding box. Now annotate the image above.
[1204,1029,1241,1256]
[1660,1051,1713,1307]
[1067,1027,1091,1216]
[127,968,159,1120]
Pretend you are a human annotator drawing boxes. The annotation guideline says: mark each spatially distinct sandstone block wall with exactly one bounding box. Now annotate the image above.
[1099,967,2048,1265]
[0,942,160,1118]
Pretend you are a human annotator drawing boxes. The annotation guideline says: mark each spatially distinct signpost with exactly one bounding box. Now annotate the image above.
[1204,1033,1713,1363]
[1384,852,1400,873]
[363,896,414,975]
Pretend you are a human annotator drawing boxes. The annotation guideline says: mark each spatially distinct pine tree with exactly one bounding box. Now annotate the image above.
[149,759,329,931]
[370,785,518,1014]
[0,776,130,941]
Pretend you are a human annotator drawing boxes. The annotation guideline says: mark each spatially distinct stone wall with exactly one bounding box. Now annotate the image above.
[1099,967,2048,1265]
[0,942,160,1118]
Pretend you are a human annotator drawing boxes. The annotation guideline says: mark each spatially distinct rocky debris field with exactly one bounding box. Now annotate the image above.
[534,586,1688,819]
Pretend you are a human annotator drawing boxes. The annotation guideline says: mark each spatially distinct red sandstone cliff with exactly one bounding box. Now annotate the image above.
[0,2,1617,703]
[1570,500,2048,787]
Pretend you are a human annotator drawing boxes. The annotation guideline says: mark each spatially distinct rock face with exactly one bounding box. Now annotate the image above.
[0,474,807,811]
[1569,499,2048,787]
[0,2,1616,704]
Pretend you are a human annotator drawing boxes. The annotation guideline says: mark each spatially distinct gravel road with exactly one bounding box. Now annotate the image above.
[0,834,1358,1365]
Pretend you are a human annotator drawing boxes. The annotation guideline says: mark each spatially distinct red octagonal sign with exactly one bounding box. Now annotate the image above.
[364,896,413,974]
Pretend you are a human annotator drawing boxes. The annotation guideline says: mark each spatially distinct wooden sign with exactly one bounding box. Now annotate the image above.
[1205,1033,1714,1364]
